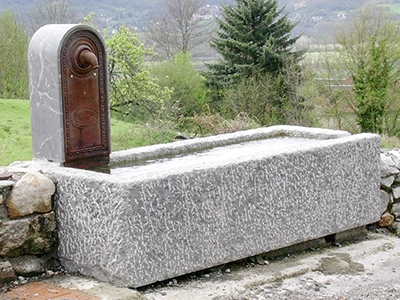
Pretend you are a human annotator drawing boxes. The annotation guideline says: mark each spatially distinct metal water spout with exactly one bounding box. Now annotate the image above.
[79,49,99,69]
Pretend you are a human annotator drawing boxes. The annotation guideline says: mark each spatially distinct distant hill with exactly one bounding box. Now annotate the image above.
[1,0,399,43]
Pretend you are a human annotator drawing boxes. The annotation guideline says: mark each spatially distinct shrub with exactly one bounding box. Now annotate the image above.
[151,52,210,119]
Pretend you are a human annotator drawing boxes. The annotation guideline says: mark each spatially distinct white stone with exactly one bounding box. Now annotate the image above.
[5,171,55,219]
[10,256,44,276]
[380,190,392,213]
[380,154,399,177]
[381,175,395,189]
[393,187,400,200]
[391,203,400,218]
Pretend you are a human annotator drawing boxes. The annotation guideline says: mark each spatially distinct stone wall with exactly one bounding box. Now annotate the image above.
[379,149,400,234]
[0,169,57,284]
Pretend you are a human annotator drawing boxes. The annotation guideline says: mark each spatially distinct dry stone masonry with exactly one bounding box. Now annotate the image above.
[379,149,400,234]
[0,169,57,284]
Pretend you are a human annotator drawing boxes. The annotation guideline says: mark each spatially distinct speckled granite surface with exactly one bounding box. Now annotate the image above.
[15,127,382,287]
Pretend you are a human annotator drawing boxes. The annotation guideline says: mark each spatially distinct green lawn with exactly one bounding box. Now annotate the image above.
[0,99,177,166]
[0,99,32,166]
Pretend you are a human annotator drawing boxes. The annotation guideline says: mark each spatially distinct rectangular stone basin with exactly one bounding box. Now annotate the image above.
[23,125,382,287]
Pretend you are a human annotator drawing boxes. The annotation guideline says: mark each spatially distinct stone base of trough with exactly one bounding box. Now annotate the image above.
[14,126,381,288]
[0,169,58,284]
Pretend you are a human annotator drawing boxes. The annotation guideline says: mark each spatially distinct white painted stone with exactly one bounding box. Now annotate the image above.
[5,172,55,219]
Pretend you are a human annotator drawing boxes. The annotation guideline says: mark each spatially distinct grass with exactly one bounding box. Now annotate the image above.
[1,98,400,166]
[0,99,179,166]
[0,99,32,166]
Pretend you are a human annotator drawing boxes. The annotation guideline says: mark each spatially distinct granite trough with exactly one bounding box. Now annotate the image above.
[21,125,382,287]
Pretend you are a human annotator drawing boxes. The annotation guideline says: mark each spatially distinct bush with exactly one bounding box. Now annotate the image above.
[106,25,172,121]
[151,52,210,118]
[218,74,312,126]
[0,11,29,99]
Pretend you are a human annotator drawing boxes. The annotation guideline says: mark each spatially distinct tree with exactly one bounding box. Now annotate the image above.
[207,0,304,88]
[151,52,209,118]
[146,0,213,59]
[25,0,80,35]
[106,25,172,120]
[0,10,29,99]
[206,0,306,125]
[336,5,400,133]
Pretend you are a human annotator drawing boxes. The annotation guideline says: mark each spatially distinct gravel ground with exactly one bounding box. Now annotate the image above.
[142,231,400,300]
[2,230,400,300]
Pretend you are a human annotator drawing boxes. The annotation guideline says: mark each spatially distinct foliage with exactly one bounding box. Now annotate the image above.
[336,5,400,134]
[184,110,260,136]
[219,71,314,126]
[0,99,179,166]
[0,10,29,99]
[111,119,178,150]
[106,25,172,121]
[207,0,305,88]
[206,0,307,125]
[151,52,210,118]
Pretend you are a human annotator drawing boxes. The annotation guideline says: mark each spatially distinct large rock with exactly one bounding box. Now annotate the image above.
[0,260,15,283]
[0,212,56,257]
[5,171,55,219]
[10,255,44,276]
[392,186,400,200]
[380,153,400,177]
[378,212,394,227]
[390,221,400,235]
[381,175,395,189]
[380,190,392,211]
[391,202,400,219]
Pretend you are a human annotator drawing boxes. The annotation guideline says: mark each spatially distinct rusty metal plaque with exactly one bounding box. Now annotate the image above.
[60,28,110,168]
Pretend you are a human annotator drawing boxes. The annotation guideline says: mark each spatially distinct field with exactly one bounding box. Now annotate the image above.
[0,99,177,166]
[383,3,400,14]
[0,99,32,165]
[1,98,399,166]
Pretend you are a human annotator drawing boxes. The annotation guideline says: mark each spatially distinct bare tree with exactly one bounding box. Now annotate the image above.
[146,0,213,59]
[25,0,80,35]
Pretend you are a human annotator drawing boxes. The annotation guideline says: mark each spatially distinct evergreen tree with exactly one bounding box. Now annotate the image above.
[207,0,304,88]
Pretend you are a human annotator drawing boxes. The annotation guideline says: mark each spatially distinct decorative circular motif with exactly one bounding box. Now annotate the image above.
[67,38,99,77]
[71,107,98,128]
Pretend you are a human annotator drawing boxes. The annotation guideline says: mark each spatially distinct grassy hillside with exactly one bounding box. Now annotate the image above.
[0,99,32,165]
[0,99,178,166]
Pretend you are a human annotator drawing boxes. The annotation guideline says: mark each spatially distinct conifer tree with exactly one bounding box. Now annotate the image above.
[207,0,304,88]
